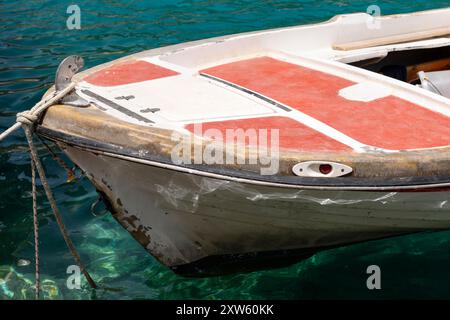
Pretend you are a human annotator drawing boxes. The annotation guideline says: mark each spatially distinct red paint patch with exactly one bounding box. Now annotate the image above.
[84,60,179,86]
[202,57,450,150]
[185,116,351,152]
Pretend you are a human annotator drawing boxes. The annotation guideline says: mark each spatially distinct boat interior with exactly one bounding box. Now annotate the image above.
[351,46,450,98]
[147,9,450,101]
[70,9,450,158]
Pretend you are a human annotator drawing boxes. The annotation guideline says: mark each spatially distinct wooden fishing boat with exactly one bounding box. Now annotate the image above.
[37,8,450,275]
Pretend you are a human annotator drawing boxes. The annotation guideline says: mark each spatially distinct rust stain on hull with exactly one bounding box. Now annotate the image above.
[88,178,160,262]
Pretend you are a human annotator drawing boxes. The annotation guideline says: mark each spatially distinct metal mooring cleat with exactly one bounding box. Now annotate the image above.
[55,55,89,107]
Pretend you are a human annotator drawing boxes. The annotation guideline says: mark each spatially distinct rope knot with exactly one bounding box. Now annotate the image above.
[16,111,38,126]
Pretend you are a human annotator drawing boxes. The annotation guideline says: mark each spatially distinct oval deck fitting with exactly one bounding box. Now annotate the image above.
[292,161,353,178]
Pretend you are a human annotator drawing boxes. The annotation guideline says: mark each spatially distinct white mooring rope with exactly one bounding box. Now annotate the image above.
[0,82,97,299]
[0,83,76,142]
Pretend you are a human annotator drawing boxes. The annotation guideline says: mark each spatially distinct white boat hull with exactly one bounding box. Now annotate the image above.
[62,145,450,275]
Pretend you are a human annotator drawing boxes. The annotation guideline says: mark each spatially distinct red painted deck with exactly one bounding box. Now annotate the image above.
[185,116,351,152]
[85,60,178,86]
[202,57,450,150]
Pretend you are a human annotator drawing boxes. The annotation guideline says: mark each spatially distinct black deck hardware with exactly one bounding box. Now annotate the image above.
[115,95,135,101]
[140,107,160,113]
[201,73,292,112]
[81,90,154,124]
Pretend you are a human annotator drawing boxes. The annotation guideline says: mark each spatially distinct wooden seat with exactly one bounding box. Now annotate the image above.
[333,26,450,51]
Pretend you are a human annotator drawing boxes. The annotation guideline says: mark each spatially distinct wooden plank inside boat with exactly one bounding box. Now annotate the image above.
[333,26,450,51]
[406,57,450,82]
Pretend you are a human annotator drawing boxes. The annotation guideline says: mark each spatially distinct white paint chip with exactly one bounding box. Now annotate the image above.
[339,82,392,102]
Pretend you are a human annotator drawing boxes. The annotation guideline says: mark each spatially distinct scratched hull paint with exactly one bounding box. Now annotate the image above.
[61,145,450,273]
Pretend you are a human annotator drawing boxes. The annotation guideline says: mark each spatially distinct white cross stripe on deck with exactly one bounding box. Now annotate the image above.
[339,82,392,102]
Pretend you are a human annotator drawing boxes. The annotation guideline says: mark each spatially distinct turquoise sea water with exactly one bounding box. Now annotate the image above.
[1,0,450,300]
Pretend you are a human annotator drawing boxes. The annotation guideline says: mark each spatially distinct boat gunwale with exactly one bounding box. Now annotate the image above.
[36,125,450,191]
